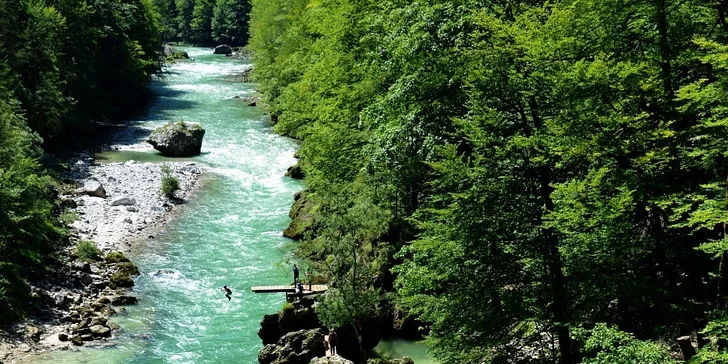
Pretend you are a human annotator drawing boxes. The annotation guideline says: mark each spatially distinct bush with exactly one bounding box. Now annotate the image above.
[75,240,100,261]
[59,210,78,225]
[105,251,130,263]
[160,165,180,198]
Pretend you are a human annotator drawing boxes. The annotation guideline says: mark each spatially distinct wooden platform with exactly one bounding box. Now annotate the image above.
[251,285,328,294]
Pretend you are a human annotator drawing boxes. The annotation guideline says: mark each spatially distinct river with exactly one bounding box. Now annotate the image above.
[27,47,435,364]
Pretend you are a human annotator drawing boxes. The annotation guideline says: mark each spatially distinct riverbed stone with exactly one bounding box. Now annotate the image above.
[82,180,106,198]
[90,325,111,338]
[213,44,232,54]
[312,357,355,364]
[111,295,138,306]
[110,196,137,206]
[147,121,205,157]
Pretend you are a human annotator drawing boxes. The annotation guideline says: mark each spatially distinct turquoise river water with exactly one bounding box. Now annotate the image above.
[26,47,435,364]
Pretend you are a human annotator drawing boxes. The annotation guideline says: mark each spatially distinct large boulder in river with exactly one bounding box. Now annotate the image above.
[147,121,205,157]
[213,44,232,55]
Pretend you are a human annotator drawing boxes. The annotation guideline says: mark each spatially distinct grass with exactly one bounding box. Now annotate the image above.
[160,165,180,198]
[75,240,100,262]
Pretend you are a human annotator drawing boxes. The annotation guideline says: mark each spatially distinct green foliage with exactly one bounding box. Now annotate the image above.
[59,209,78,226]
[157,0,250,45]
[105,251,131,263]
[249,0,728,361]
[160,165,180,198]
[75,240,100,262]
[0,89,64,324]
[580,324,674,364]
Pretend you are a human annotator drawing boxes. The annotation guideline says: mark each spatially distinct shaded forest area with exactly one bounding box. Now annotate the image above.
[154,0,251,46]
[0,0,161,324]
[249,0,728,362]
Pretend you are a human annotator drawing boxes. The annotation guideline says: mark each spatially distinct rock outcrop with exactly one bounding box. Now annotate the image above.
[285,163,304,180]
[214,44,232,55]
[367,358,415,364]
[283,191,314,240]
[147,121,205,157]
[259,298,321,345]
[311,357,355,364]
[258,328,326,364]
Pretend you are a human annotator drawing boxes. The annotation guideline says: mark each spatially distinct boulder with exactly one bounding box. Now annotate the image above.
[213,44,232,55]
[367,358,414,364]
[111,295,138,306]
[82,180,106,198]
[110,196,137,206]
[258,299,321,345]
[257,328,326,364]
[285,164,304,179]
[283,191,314,240]
[58,333,69,342]
[89,325,111,338]
[147,121,205,157]
[312,357,355,364]
[24,326,42,341]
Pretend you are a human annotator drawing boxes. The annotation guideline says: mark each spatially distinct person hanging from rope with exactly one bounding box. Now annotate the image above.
[221,285,232,301]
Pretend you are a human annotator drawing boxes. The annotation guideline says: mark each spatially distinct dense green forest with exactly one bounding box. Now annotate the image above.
[154,0,250,46]
[0,0,162,323]
[249,0,728,362]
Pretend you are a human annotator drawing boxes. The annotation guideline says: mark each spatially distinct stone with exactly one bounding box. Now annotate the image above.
[80,273,93,286]
[257,328,326,364]
[147,121,205,157]
[283,191,314,240]
[285,164,304,179]
[90,325,111,338]
[213,44,232,54]
[24,326,42,341]
[71,336,84,346]
[126,206,138,212]
[111,295,138,306]
[81,334,94,341]
[311,357,355,364]
[82,180,106,198]
[58,333,69,342]
[110,196,137,206]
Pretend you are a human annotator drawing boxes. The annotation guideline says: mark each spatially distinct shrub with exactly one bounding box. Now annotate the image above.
[75,240,100,261]
[59,210,78,225]
[105,251,130,263]
[160,165,180,198]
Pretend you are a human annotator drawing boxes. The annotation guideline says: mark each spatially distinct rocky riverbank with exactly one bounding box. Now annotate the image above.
[0,154,205,363]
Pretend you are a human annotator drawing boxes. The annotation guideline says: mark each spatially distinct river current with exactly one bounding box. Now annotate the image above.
[29,47,436,364]
[30,47,300,363]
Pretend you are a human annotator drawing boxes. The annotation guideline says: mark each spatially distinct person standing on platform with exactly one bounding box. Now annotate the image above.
[293,264,300,285]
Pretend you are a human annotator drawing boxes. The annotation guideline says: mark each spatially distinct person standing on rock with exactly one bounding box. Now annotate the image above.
[293,264,300,285]
[328,327,338,356]
[221,285,232,301]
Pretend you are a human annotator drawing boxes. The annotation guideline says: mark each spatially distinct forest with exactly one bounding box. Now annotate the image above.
[0,0,162,323]
[248,0,728,363]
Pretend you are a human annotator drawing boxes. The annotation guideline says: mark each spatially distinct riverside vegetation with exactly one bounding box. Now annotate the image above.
[249,0,728,363]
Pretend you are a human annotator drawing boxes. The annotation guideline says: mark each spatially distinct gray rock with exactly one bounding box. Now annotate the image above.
[83,180,106,198]
[213,44,232,54]
[147,122,205,157]
[90,325,111,338]
[312,357,355,364]
[58,333,69,342]
[110,196,136,206]
[80,273,93,286]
